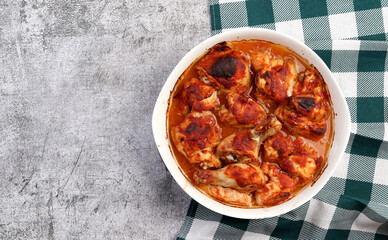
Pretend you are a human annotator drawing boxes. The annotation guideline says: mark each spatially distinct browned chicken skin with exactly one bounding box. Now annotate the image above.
[216,130,260,164]
[275,104,327,140]
[290,70,330,121]
[263,132,294,163]
[255,54,297,103]
[255,162,297,206]
[255,90,278,109]
[216,115,282,164]
[197,42,251,94]
[251,115,283,143]
[171,111,222,169]
[178,78,220,112]
[275,70,331,140]
[251,50,284,74]
[193,163,266,193]
[280,139,320,182]
[203,185,253,207]
[219,92,267,128]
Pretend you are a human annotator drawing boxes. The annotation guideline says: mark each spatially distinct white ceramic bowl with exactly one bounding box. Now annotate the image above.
[152,28,351,219]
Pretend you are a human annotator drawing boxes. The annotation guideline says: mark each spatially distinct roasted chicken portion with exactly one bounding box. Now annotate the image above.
[178,78,220,112]
[197,42,251,94]
[255,90,277,110]
[203,185,253,207]
[193,163,266,193]
[290,70,331,121]
[219,92,267,128]
[280,139,320,182]
[263,132,294,163]
[275,104,326,140]
[171,111,222,169]
[253,115,283,142]
[251,50,285,73]
[216,115,282,164]
[255,162,297,206]
[216,130,260,164]
[256,56,297,103]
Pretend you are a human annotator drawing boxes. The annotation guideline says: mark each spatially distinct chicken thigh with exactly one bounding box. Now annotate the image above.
[197,42,251,94]
[193,163,266,193]
[251,50,284,74]
[255,90,277,110]
[290,70,331,121]
[263,132,294,163]
[280,139,320,182]
[216,130,260,164]
[178,78,220,112]
[256,55,297,103]
[252,115,283,143]
[216,115,282,164]
[171,111,222,169]
[219,92,267,128]
[275,104,326,140]
[255,162,297,206]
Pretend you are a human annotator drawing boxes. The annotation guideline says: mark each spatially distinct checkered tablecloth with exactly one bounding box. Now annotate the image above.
[177,0,388,239]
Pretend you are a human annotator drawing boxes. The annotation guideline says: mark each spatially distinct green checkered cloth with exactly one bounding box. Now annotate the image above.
[177,0,388,239]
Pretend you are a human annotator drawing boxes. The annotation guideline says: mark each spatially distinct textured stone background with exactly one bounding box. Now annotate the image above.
[0,1,210,239]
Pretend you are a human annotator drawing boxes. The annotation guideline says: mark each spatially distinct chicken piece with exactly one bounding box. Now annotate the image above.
[216,116,282,164]
[251,50,284,73]
[171,111,222,169]
[263,132,294,163]
[255,162,297,206]
[178,78,220,112]
[280,140,320,182]
[255,90,278,110]
[275,104,326,140]
[216,130,260,164]
[197,42,251,94]
[219,92,267,128]
[256,56,297,103]
[250,115,283,144]
[203,185,253,207]
[193,163,266,193]
[290,70,331,121]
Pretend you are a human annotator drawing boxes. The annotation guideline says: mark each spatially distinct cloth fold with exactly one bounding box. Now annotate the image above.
[177,0,388,239]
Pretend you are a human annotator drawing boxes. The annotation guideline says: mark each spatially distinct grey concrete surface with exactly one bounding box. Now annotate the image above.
[0,0,211,239]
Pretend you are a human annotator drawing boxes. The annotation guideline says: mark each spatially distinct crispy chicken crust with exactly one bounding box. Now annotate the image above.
[219,92,267,128]
[255,53,297,103]
[171,111,222,169]
[178,78,220,112]
[290,70,331,122]
[216,130,260,164]
[280,139,320,182]
[263,132,294,163]
[197,42,251,94]
[275,104,327,140]
[255,162,297,206]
